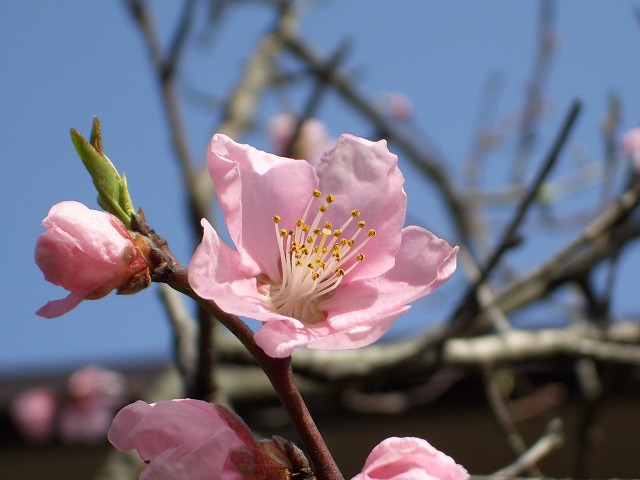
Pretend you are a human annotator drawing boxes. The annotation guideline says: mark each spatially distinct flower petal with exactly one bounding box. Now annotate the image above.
[109,400,246,480]
[35,230,124,292]
[41,201,132,263]
[315,135,407,280]
[207,134,318,281]
[321,226,457,330]
[36,291,86,319]
[189,219,268,318]
[254,308,407,358]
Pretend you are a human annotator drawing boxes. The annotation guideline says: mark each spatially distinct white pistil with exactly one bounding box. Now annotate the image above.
[269,190,374,324]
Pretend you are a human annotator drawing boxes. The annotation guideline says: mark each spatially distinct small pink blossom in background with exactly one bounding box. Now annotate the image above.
[383,93,413,121]
[9,387,58,444]
[58,365,127,444]
[268,113,335,165]
[35,201,150,318]
[621,127,640,173]
[189,134,458,357]
[9,366,128,445]
[109,399,286,480]
[352,437,468,480]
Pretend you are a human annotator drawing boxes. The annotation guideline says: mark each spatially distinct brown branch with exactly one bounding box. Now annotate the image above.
[444,101,582,340]
[282,34,477,249]
[212,321,640,390]
[125,0,217,401]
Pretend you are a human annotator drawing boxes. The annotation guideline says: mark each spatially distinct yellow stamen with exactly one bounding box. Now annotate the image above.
[269,189,376,324]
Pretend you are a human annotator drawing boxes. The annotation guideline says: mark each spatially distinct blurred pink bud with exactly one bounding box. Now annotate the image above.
[622,128,640,173]
[9,387,58,444]
[268,113,335,165]
[58,401,116,444]
[35,201,151,318]
[58,366,128,444]
[352,437,468,480]
[67,365,127,407]
[109,399,290,480]
[384,93,413,121]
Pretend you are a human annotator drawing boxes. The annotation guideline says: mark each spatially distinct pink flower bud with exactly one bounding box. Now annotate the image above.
[352,437,468,480]
[35,201,150,318]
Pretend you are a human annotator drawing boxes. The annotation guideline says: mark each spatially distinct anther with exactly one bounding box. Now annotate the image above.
[358,221,366,229]
[326,194,335,204]
[274,215,281,223]
[351,210,360,218]
[313,189,322,198]
[368,229,376,237]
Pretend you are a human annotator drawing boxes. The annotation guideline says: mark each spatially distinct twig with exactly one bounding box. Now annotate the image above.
[158,284,198,386]
[125,0,217,401]
[492,419,564,478]
[487,182,640,319]
[284,40,350,158]
[164,264,345,480]
[483,366,542,477]
[511,0,556,182]
[444,100,581,340]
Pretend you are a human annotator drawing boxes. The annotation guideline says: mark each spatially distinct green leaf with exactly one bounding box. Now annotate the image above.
[89,116,103,154]
[70,118,134,227]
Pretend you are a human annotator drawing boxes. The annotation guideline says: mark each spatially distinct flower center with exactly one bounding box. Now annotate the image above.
[268,189,375,324]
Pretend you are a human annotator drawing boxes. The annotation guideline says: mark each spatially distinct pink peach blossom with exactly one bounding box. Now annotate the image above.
[189,134,457,357]
[35,201,149,318]
[352,437,468,480]
[108,399,285,480]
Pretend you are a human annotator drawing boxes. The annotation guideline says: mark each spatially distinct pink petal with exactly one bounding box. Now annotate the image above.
[321,226,457,330]
[254,319,333,358]
[189,219,266,317]
[315,135,407,281]
[254,308,406,357]
[35,231,123,291]
[353,437,468,480]
[41,201,131,263]
[140,435,244,480]
[109,400,251,480]
[207,134,318,281]
[36,291,86,319]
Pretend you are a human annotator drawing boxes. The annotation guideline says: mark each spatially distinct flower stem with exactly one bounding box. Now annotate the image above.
[165,264,344,480]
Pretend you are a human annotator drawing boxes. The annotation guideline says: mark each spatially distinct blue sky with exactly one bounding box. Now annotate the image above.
[2,1,640,374]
